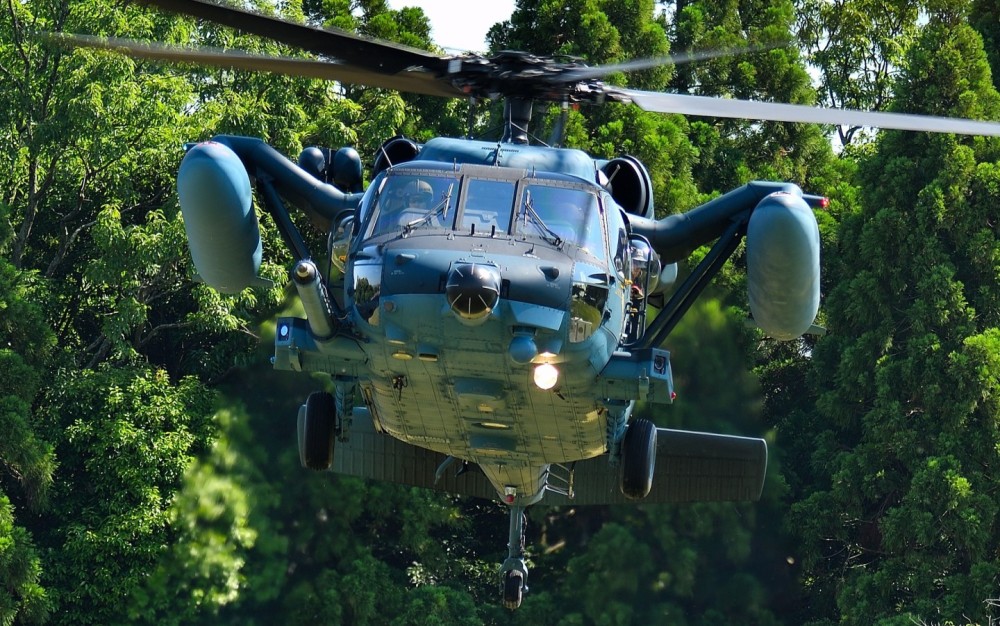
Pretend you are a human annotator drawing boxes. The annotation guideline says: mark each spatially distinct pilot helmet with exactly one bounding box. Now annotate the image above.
[403,179,433,208]
[629,238,661,292]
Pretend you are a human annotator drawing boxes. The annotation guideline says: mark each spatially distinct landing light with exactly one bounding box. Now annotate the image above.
[533,363,559,390]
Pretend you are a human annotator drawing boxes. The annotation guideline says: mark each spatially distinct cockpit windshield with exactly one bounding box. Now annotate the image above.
[460,179,516,235]
[361,172,606,263]
[516,184,606,261]
[367,173,458,237]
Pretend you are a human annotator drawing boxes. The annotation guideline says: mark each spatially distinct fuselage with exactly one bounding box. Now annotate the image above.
[341,160,634,503]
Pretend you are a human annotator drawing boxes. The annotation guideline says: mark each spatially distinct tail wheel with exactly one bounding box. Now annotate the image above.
[303,391,337,470]
[620,418,657,499]
[502,570,524,610]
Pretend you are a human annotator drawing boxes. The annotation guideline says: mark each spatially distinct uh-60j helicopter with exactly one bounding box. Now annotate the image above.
[56,0,1000,609]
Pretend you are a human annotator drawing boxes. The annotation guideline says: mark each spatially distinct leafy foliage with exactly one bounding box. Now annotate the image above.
[781,10,1000,624]
[0,494,49,625]
[35,367,214,624]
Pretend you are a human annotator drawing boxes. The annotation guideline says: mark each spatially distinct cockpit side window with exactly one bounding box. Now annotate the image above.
[516,184,606,262]
[366,173,458,237]
[355,173,386,236]
[460,179,516,235]
[578,193,607,262]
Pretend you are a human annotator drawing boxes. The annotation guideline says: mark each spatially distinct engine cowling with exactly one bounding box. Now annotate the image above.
[372,137,421,176]
[177,141,267,294]
[745,192,820,340]
[600,156,654,219]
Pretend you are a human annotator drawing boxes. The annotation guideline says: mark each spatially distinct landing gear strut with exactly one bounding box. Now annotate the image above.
[499,505,528,610]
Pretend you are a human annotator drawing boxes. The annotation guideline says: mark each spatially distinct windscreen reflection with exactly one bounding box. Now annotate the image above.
[516,184,606,261]
[368,174,459,237]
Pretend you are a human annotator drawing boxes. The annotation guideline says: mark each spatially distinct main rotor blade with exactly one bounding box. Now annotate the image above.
[620,88,1000,136]
[135,0,449,75]
[46,34,465,98]
[556,44,779,84]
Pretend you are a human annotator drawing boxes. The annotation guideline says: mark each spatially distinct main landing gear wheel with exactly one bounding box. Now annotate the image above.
[502,570,525,610]
[620,418,657,499]
[299,391,337,470]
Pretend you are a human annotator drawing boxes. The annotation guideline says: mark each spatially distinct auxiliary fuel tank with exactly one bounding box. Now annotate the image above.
[745,192,820,340]
[177,141,266,294]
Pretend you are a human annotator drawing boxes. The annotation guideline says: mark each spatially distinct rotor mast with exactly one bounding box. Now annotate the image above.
[501,98,534,144]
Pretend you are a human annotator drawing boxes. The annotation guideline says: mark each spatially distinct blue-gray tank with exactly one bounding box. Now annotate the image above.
[745,192,820,340]
[177,141,267,293]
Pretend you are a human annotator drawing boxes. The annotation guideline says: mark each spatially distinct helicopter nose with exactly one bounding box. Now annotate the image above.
[446,263,501,324]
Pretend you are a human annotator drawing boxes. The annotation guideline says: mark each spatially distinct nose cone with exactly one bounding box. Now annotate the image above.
[446,263,501,324]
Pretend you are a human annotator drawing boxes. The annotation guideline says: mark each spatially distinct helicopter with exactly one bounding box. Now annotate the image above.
[54,0,1000,610]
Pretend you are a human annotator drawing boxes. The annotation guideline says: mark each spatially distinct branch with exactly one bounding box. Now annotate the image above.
[6,0,29,69]
[44,170,91,278]
[84,336,112,370]
[44,217,97,278]
[13,151,60,267]
[136,320,195,349]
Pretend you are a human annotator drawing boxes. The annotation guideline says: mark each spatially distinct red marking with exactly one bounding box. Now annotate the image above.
[505,495,515,504]
[670,391,677,401]
[820,197,830,209]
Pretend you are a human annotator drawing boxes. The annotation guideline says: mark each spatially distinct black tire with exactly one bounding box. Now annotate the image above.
[303,391,336,470]
[502,571,524,610]
[620,418,657,499]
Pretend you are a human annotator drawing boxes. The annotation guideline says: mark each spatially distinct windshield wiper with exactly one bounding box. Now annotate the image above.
[403,183,454,234]
[521,191,563,246]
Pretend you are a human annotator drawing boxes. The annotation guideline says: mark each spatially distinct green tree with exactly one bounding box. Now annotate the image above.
[330,1,468,147]
[669,0,835,191]
[0,495,49,625]
[796,0,920,145]
[127,406,268,625]
[0,187,57,626]
[134,351,497,625]
[970,0,1000,91]
[0,0,325,622]
[785,8,1000,624]
[488,0,623,61]
[35,368,214,625]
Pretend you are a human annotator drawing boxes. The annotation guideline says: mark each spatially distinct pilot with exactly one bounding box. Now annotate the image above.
[624,240,653,343]
[375,178,435,233]
[630,241,651,299]
[402,179,433,211]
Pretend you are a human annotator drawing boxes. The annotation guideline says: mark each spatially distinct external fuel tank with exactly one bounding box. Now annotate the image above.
[177,141,267,294]
[745,192,820,340]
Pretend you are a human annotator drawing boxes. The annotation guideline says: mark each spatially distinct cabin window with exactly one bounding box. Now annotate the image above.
[515,184,606,261]
[460,179,516,235]
[366,173,458,237]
